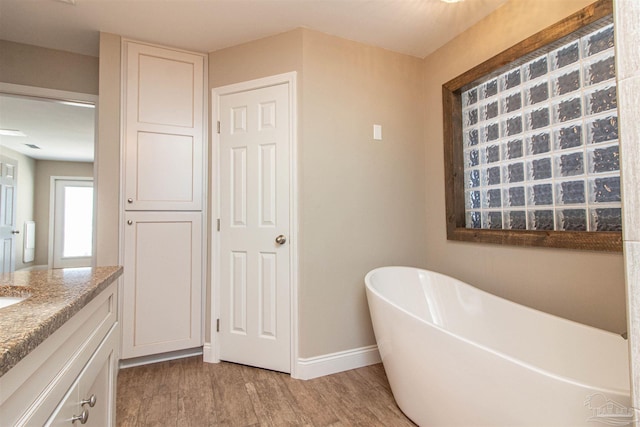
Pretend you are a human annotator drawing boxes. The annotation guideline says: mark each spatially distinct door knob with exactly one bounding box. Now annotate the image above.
[11,230,19,234]
[275,235,287,245]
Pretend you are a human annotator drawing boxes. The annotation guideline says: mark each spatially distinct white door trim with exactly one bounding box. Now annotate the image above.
[209,72,299,378]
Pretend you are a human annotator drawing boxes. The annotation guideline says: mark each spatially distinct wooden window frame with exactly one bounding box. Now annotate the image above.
[442,0,621,252]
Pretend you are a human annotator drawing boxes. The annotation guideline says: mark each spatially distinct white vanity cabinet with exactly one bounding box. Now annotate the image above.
[0,282,118,426]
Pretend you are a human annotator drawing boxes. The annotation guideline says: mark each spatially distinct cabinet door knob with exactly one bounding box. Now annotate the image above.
[71,409,89,424]
[127,198,133,203]
[81,394,97,408]
[127,220,133,225]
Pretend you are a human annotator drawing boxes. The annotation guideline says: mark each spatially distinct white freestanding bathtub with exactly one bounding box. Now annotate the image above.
[365,266,632,427]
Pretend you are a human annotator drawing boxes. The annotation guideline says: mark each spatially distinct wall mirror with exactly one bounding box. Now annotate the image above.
[0,83,97,272]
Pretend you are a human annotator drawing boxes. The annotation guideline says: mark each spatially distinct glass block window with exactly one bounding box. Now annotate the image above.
[461,23,620,232]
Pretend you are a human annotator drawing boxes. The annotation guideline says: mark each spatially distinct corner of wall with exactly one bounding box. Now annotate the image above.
[96,32,122,266]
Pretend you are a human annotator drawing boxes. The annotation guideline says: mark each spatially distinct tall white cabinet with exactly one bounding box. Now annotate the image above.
[121,41,206,359]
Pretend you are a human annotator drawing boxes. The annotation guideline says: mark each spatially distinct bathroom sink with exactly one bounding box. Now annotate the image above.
[0,296,25,310]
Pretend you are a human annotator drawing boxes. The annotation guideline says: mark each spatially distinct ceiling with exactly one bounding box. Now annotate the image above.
[0,0,507,59]
[0,94,95,162]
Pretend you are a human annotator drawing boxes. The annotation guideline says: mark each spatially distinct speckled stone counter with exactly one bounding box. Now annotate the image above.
[0,266,123,378]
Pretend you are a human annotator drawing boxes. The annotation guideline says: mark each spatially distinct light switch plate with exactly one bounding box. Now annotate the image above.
[373,124,382,140]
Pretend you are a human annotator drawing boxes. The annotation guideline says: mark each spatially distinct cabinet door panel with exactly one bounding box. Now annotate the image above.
[137,54,195,127]
[135,132,195,203]
[123,42,204,211]
[46,327,118,427]
[78,327,118,427]
[122,212,202,358]
[45,383,79,426]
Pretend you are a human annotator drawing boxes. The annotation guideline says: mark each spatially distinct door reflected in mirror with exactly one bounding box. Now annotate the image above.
[53,178,93,268]
[0,88,96,272]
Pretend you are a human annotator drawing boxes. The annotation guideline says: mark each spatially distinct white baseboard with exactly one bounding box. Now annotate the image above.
[119,347,203,369]
[137,344,380,380]
[295,345,380,380]
[202,342,217,363]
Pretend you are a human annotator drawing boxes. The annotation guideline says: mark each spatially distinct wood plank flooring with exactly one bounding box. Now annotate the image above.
[116,356,416,426]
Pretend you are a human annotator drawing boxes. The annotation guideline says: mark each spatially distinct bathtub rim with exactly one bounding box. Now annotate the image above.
[365,266,630,396]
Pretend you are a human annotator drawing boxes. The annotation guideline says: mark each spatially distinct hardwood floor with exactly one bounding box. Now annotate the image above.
[116,356,416,426]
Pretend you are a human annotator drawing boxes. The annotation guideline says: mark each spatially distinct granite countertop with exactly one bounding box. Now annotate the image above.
[0,266,123,378]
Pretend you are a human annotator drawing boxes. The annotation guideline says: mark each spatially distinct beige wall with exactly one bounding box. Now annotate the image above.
[0,146,36,271]
[33,160,93,265]
[209,29,303,88]
[422,0,626,334]
[0,40,98,95]
[210,29,428,357]
[299,30,427,356]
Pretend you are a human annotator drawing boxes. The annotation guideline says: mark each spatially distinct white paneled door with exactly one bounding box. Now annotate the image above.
[0,157,17,274]
[218,82,291,373]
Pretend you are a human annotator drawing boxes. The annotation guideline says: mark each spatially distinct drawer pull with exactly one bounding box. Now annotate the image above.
[71,409,89,424]
[81,394,97,408]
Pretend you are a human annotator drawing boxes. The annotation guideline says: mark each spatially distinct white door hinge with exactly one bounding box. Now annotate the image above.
[217,218,221,231]
[217,121,220,134]
[216,318,220,332]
